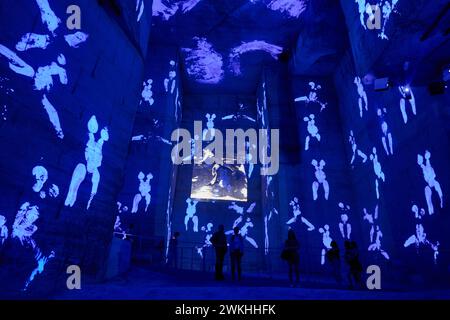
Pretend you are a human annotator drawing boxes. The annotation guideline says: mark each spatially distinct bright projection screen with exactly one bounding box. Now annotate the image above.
[190,158,248,202]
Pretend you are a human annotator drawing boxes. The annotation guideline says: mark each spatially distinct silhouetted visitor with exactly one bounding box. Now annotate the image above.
[156,239,165,265]
[229,227,244,281]
[345,240,363,289]
[211,225,227,280]
[326,240,342,286]
[282,229,300,287]
[167,231,180,268]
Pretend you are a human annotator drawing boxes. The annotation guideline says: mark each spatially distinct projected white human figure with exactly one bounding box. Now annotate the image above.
[363,205,389,260]
[354,76,368,118]
[404,205,440,263]
[184,198,199,232]
[0,0,88,139]
[245,141,256,178]
[131,172,153,213]
[303,114,320,151]
[226,202,258,247]
[312,159,329,201]
[294,82,327,112]
[370,147,385,199]
[65,116,109,210]
[32,166,48,198]
[338,202,352,240]
[355,0,368,29]
[141,79,154,107]
[398,86,416,124]
[0,215,8,245]
[286,197,315,231]
[221,103,256,123]
[136,0,145,22]
[417,151,443,215]
[12,202,55,290]
[196,222,213,258]
[379,0,399,40]
[377,108,394,156]
[319,224,332,265]
[349,130,367,167]
[240,217,258,248]
[113,216,127,240]
[182,134,201,162]
[202,113,216,141]
[164,60,177,94]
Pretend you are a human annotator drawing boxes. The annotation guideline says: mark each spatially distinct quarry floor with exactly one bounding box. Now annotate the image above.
[50,266,450,300]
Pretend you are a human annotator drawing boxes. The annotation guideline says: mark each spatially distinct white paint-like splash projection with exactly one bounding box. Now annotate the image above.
[312,159,329,201]
[65,116,109,210]
[131,172,153,213]
[404,205,439,264]
[229,41,283,76]
[294,82,328,112]
[152,0,202,20]
[164,60,177,94]
[286,197,315,231]
[363,205,389,260]
[136,0,145,22]
[182,37,224,84]
[141,79,154,107]
[370,147,384,200]
[303,114,320,151]
[417,151,443,215]
[250,0,307,18]
[196,222,213,258]
[114,216,127,239]
[354,76,368,118]
[12,202,55,290]
[226,202,258,248]
[355,0,399,40]
[0,0,88,139]
[319,224,332,265]
[185,198,199,232]
[349,130,367,167]
[202,113,216,141]
[0,215,8,245]
[338,202,352,240]
[377,108,393,156]
[398,85,416,124]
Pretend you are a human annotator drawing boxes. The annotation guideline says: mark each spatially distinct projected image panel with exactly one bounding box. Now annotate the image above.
[190,160,247,202]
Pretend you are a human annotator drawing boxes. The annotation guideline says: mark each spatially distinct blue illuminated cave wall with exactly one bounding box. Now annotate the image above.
[334,52,450,285]
[0,0,151,294]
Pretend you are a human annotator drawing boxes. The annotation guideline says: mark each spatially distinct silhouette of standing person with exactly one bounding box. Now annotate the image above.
[229,227,244,281]
[345,240,363,289]
[167,232,180,269]
[211,225,227,280]
[283,229,300,287]
[326,240,342,286]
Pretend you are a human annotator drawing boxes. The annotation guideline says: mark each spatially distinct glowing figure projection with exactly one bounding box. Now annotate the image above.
[354,0,399,40]
[245,141,257,179]
[398,85,416,124]
[31,165,59,199]
[196,222,213,258]
[404,205,440,264]
[65,116,109,210]
[303,114,321,151]
[222,103,256,123]
[136,0,145,22]
[294,82,327,112]
[131,172,153,214]
[164,60,177,94]
[370,147,385,200]
[311,160,329,201]
[117,202,129,214]
[0,0,88,139]
[114,216,127,240]
[379,0,399,40]
[377,108,394,156]
[348,130,367,167]
[266,0,307,18]
[141,79,154,107]
[354,77,368,118]
[229,41,283,76]
[286,197,315,231]
[182,37,224,84]
[355,0,369,30]
[363,205,389,260]
[202,113,216,141]
[12,202,55,290]
[319,224,332,265]
[417,151,443,215]
[338,202,352,240]
[152,0,202,21]
[226,202,258,248]
[0,215,8,245]
[185,198,199,232]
